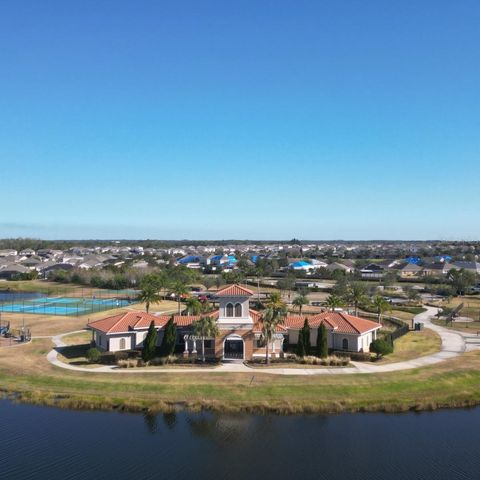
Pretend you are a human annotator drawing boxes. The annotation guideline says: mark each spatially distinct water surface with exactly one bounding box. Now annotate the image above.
[0,400,478,480]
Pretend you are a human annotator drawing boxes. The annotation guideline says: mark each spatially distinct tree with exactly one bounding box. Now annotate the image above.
[348,282,367,316]
[292,294,308,315]
[295,329,306,357]
[262,292,287,364]
[192,316,219,362]
[372,295,391,323]
[142,320,158,362]
[316,323,328,358]
[277,275,296,301]
[332,275,349,298]
[159,316,176,357]
[185,296,202,315]
[171,281,189,314]
[325,294,345,312]
[448,268,477,296]
[139,282,162,314]
[370,338,393,358]
[301,318,311,355]
[404,286,420,302]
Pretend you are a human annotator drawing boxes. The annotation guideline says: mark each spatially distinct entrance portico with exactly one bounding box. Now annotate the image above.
[223,334,244,360]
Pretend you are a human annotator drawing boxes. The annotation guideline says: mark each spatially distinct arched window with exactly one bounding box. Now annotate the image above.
[226,303,234,317]
[120,338,126,350]
[235,303,242,317]
[342,338,349,351]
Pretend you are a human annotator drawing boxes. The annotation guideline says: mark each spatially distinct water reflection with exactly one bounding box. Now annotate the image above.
[3,400,480,480]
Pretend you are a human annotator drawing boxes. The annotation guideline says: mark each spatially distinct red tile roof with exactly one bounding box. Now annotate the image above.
[216,284,254,297]
[88,311,168,334]
[284,311,381,334]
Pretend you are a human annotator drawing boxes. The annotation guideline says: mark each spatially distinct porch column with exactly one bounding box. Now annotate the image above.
[192,339,197,354]
[183,335,189,357]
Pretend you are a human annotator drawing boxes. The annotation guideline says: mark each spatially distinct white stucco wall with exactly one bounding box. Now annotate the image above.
[217,296,252,324]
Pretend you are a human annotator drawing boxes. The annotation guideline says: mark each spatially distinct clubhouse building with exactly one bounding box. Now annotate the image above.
[88,284,381,360]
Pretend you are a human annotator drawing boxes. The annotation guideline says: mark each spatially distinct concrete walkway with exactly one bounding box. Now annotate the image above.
[46,306,467,375]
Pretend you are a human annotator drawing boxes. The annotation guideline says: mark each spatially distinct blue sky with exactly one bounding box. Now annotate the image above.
[0,1,479,240]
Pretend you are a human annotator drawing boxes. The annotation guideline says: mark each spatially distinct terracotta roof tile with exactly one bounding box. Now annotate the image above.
[284,311,381,334]
[216,284,254,297]
[88,311,167,334]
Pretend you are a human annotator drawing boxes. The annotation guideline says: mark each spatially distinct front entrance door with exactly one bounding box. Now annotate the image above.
[224,338,244,360]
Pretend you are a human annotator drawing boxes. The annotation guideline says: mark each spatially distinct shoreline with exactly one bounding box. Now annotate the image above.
[3,388,480,416]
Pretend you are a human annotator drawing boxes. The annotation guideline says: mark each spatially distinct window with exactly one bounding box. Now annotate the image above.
[235,303,242,317]
[120,338,126,350]
[226,303,234,317]
[342,338,349,351]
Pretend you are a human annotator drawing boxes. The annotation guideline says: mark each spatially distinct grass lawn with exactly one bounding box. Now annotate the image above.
[377,329,441,364]
[0,332,479,415]
[432,318,480,334]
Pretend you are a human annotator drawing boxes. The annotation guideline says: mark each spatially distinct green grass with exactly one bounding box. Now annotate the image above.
[1,337,479,414]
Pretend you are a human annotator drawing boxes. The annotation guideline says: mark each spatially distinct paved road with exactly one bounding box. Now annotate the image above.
[46,306,467,375]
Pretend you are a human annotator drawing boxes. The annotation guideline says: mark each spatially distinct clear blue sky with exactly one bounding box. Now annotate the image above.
[1,1,479,240]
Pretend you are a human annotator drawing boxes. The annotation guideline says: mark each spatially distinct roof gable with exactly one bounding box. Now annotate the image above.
[216,284,254,297]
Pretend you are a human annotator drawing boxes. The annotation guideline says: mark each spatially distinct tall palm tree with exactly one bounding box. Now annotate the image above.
[372,295,391,323]
[193,316,219,362]
[324,294,345,312]
[262,292,287,364]
[139,285,162,313]
[292,294,308,315]
[348,282,367,316]
[171,281,189,314]
[185,296,202,315]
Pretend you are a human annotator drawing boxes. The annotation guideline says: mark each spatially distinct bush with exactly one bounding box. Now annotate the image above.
[299,355,349,366]
[370,339,394,358]
[334,350,372,362]
[99,352,116,364]
[117,359,139,368]
[85,347,101,363]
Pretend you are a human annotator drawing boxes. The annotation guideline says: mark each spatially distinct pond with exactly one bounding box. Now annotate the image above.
[1,399,479,479]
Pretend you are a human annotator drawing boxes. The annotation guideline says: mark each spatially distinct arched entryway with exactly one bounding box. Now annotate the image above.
[223,334,244,360]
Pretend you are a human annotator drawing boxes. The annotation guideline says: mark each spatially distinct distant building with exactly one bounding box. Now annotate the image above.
[360,263,385,279]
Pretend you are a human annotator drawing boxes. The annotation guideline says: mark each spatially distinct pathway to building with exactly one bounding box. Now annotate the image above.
[45,306,469,375]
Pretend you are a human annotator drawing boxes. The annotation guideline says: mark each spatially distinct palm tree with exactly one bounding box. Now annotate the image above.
[348,282,367,316]
[185,296,202,315]
[324,294,345,312]
[193,316,219,362]
[262,292,287,364]
[171,281,189,314]
[372,295,391,323]
[292,294,308,315]
[139,285,162,313]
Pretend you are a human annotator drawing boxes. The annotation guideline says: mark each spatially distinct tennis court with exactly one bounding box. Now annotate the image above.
[0,296,132,316]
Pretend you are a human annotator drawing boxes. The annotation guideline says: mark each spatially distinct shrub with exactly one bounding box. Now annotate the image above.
[99,352,116,364]
[370,339,394,358]
[117,359,138,368]
[114,351,128,362]
[85,347,101,363]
